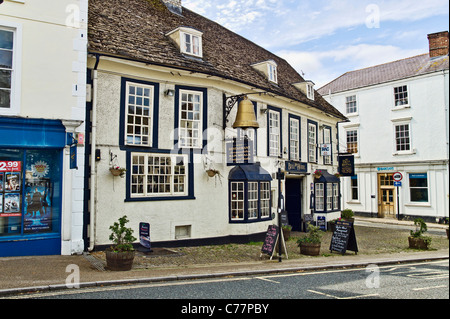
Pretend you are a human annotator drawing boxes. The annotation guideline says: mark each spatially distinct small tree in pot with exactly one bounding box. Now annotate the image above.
[297,224,323,256]
[408,218,432,250]
[106,215,137,271]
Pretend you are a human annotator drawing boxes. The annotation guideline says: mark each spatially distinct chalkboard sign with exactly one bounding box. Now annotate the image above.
[261,225,279,256]
[280,210,289,227]
[329,220,358,254]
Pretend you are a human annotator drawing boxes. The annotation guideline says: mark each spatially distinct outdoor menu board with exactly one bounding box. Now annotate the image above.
[329,220,358,254]
[261,225,279,256]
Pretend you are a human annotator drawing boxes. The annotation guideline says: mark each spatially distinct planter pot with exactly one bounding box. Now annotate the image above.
[300,243,321,256]
[106,250,135,271]
[408,237,429,250]
[282,228,291,241]
[110,168,125,177]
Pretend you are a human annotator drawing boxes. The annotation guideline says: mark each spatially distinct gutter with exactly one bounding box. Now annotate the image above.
[88,54,100,251]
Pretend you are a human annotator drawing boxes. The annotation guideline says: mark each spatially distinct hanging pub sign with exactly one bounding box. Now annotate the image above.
[338,154,355,176]
[226,138,254,166]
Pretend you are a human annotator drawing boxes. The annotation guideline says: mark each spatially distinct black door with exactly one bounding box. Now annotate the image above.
[285,178,302,231]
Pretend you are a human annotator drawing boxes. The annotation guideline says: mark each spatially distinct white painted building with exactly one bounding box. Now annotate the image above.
[319,31,449,223]
[0,0,88,256]
[86,0,346,250]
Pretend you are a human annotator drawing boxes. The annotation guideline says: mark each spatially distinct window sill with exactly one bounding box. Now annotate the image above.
[405,202,431,208]
[392,105,411,111]
[125,195,196,202]
[393,149,416,156]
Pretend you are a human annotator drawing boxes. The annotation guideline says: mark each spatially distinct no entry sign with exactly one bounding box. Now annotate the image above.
[393,172,403,182]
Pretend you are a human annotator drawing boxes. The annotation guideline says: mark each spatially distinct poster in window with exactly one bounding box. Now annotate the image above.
[24,179,52,233]
[0,173,3,192]
[0,193,2,213]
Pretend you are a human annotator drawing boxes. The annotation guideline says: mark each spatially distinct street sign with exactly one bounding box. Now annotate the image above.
[394,181,402,187]
[393,172,403,182]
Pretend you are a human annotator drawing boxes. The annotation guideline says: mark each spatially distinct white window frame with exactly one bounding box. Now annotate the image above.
[326,184,333,211]
[350,175,359,201]
[315,183,324,211]
[308,122,317,162]
[125,82,154,147]
[289,117,300,161]
[393,85,409,108]
[248,182,258,220]
[0,22,22,116]
[323,127,331,165]
[306,83,314,100]
[346,129,358,154]
[268,62,278,83]
[260,182,271,218]
[269,110,280,157]
[394,123,411,152]
[130,153,188,198]
[333,183,339,210]
[230,182,245,221]
[345,95,357,114]
[408,173,429,204]
[178,89,203,149]
[180,29,203,58]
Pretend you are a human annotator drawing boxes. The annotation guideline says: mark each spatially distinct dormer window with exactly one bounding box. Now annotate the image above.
[251,60,278,84]
[166,27,203,58]
[292,80,315,101]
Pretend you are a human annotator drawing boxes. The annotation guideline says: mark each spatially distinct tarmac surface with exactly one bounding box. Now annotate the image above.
[0,216,448,297]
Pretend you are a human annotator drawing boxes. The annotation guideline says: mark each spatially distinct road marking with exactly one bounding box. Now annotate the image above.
[412,285,447,291]
[307,289,379,299]
[255,277,280,284]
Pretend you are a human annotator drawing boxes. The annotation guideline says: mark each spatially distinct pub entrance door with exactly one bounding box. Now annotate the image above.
[286,178,302,231]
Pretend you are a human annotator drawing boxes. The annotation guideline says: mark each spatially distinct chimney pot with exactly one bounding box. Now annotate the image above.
[427,31,449,58]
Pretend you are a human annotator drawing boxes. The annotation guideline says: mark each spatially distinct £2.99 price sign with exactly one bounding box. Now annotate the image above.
[0,161,22,172]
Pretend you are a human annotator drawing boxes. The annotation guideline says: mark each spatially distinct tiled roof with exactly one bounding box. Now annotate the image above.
[318,53,449,95]
[88,0,346,120]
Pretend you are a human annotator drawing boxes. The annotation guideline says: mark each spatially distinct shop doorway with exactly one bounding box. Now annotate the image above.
[285,178,302,231]
[378,174,396,218]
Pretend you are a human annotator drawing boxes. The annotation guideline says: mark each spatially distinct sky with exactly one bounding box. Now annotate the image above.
[183,0,449,88]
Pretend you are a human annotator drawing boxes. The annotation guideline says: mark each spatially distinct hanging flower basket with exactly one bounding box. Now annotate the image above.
[313,169,323,179]
[206,169,220,177]
[110,167,126,177]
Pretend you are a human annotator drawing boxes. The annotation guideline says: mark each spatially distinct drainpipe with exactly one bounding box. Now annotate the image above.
[88,54,100,251]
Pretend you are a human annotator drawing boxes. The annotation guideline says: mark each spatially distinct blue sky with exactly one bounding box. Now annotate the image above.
[183,0,449,88]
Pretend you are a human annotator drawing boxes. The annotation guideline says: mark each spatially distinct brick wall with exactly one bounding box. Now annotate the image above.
[428,31,449,58]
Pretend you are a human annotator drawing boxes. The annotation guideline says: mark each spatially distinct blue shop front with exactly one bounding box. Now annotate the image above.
[0,117,66,257]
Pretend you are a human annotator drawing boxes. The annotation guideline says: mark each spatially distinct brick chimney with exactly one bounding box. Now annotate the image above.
[162,0,182,15]
[427,31,449,58]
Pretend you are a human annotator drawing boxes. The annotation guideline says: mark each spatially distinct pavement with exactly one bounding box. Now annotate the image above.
[0,216,448,297]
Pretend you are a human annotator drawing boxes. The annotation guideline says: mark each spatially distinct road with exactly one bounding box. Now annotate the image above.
[12,260,448,302]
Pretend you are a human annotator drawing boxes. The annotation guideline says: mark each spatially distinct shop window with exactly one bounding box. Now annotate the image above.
[0,149,62,238]
[409,173,428,203]
[314,170,340,213]
[228,164,272,223]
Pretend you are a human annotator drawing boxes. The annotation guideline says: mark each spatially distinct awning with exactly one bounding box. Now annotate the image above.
[315,170,340,183]
[229,163,272,181]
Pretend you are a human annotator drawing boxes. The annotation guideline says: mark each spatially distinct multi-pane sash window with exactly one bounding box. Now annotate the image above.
[289,118,300,161]
[126,82,153,146]
[394,85,408,106]
[326,184,333,211]
[179,90,202,148]
[315,183,324,211]
[0,29,13,109]
[131,154,187,197]
[269,110,280,157]
[248,182,258,220]
[346,95,357,114]
[395,124,410,151]
[333,183,339,210]
[351,175,358,200]
[346,130,358,154]
[230,182,245,220]
[308,123,317,162]
[260,182,271,218]
[323,128,331,164]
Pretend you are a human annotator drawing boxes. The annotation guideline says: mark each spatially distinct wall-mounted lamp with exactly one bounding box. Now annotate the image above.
[260,108,268,114]
[165,89,175,97]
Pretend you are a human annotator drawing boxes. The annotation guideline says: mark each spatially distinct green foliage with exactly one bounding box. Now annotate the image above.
[109,215,137,252]
[410,218,432,247]
[297,224,323,245]
[341,209,354,220]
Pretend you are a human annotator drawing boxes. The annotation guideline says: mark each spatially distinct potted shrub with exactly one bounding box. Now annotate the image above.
[106,215,137,271]
[282,225,292,241]
[341,209,354,222]
[408,218,432,250]
[297,224,323,256]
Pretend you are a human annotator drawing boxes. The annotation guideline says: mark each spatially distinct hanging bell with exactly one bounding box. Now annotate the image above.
[232,96,260,130]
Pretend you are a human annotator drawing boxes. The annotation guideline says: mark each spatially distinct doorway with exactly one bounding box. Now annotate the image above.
[285,178,302,231]
[378,174,396,218]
